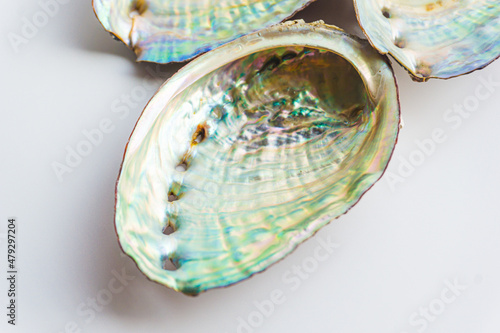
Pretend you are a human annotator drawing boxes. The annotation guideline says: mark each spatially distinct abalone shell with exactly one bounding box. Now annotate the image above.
[115,21,400,295]
[93,0,315,63]
[354,0,500,80]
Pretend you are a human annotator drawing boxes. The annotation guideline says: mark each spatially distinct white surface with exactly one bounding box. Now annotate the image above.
[1,0,499,332]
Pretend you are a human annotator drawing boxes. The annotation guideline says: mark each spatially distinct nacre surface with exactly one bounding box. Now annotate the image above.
[93,0,314,63]
[354,0,500,80]
[115,21,400,295]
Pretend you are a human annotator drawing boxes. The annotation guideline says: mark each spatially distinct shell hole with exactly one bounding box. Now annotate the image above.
[168,182,182,202]
[175,162,188,172]
[168,192,179,202]
[162,257,178,271]
[193,126,207,144]
[382,8,391,18]
[162,224,175,235]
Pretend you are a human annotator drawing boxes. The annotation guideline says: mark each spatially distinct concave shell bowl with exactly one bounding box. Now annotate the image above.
[115,21,400,295]
[354,0,500,80]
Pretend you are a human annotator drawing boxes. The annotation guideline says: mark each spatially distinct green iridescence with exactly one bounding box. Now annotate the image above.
[165,48,372,294]
[355,0,500,79]
[116,23,399,295]
[93,0,314,63]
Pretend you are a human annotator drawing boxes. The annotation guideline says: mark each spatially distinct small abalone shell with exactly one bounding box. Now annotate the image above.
[354,0,500,80]
[93,0,315,63]
[115,21,400,295]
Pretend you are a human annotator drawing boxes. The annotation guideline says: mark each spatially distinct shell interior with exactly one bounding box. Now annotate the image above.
[115,22,400,295]
[354,0,500,80]
[93,0,315,63]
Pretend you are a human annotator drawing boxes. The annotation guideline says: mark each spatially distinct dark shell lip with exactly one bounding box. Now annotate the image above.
[113,21,401,296]
[92,0,318,64]
[353,0,500,81]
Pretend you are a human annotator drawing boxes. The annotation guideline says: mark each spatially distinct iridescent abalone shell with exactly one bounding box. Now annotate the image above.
[354,0,500,80]
[92,0,315,63]
[115,21,400,295]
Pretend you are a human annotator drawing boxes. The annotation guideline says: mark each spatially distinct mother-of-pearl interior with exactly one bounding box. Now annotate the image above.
[354,0,500,80]
[116,22,400,295]
[93,0,315,63]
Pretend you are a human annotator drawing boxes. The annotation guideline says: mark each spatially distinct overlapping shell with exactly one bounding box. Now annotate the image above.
[115,21,400,295]
[354,0,500,80]
[92,0,315,63]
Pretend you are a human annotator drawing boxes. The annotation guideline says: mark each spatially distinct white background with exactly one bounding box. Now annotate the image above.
[1,0,500,332]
